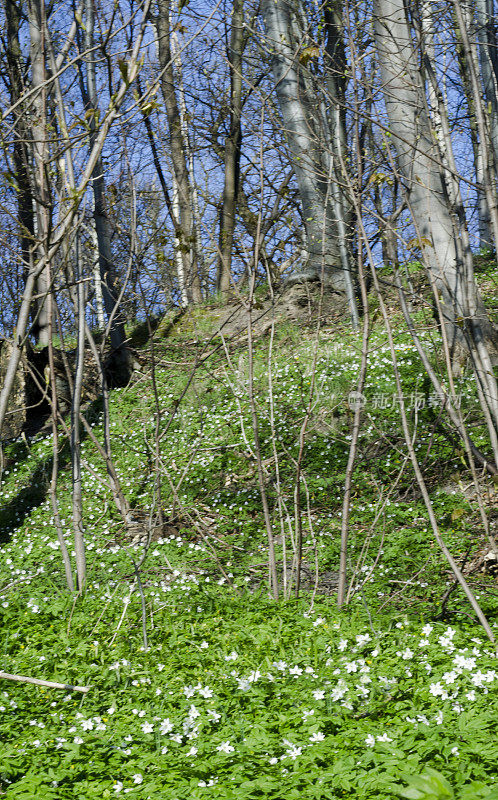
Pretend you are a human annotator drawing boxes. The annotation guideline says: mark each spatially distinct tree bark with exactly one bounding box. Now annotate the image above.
[453,3,493,250]
[323,0,355,264]
[71,231,87,591]
[171,28,205,298]
[217,0,244,295]
[475,0,498,179]
[27,0,51,347]
[156,0,202,303]
[261,0,345,291]
[373,0,496,355]
[82,0,128,363]
[5,0,36,291]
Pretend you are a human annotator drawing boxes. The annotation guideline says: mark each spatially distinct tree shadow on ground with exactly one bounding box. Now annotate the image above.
[0,398,104,544]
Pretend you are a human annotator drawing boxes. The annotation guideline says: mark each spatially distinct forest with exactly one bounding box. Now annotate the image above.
[1,0,498,797]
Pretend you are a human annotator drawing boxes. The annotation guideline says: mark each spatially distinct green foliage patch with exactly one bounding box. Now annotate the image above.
[1,594,498,799]
[1,295,498,797]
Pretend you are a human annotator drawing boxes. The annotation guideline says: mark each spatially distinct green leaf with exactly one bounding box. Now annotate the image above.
[299,45,320,65]
[461,785,498,800]
[118,59,129,84]
[398,769,454,800]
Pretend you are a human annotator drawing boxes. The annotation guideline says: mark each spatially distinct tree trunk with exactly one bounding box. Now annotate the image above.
[88,224,106,329]
[83,0,128,362]
[217,0,244,295]
[373,0,495,354]
[172,175,189,306]
[171,28,205,299]
[5,0,36,291]
[453,3,494,250]
[452,0,498,251]
[156,0,201,303]
[261,0,343,289]
[475,0,498,179]
[71,231,87,590]
[323,1,348,169]
[323,0,356,276]
[27,0,51,347]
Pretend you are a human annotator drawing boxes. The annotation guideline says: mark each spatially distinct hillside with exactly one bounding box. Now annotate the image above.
[1,275,498,799]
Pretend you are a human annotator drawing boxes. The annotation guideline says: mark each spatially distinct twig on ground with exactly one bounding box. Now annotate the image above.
[0,671,90,693]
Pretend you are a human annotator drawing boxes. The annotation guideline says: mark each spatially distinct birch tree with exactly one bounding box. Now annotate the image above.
[155,0,202,303]
[79,0,128,363]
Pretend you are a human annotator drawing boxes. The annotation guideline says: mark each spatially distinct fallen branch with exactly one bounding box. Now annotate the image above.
[0,671,90,693]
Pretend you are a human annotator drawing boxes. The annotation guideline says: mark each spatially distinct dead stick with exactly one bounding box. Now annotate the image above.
[0,671,90,693]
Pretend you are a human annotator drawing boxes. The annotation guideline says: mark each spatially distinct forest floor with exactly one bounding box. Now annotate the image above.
[1,264,498,799]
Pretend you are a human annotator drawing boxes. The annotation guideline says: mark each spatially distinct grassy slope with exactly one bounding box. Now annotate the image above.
[1,278,498,799]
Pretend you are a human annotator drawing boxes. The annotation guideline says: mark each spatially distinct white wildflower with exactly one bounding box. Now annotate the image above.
[217,741,235,753]
[224,651,238,661]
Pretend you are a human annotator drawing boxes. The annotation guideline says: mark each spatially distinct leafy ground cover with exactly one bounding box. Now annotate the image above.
[1,297,498,798]
[1,591,498,799]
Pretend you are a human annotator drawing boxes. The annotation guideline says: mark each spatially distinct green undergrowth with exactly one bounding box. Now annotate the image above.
[1,290,498,797]
[1,594,498,799]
